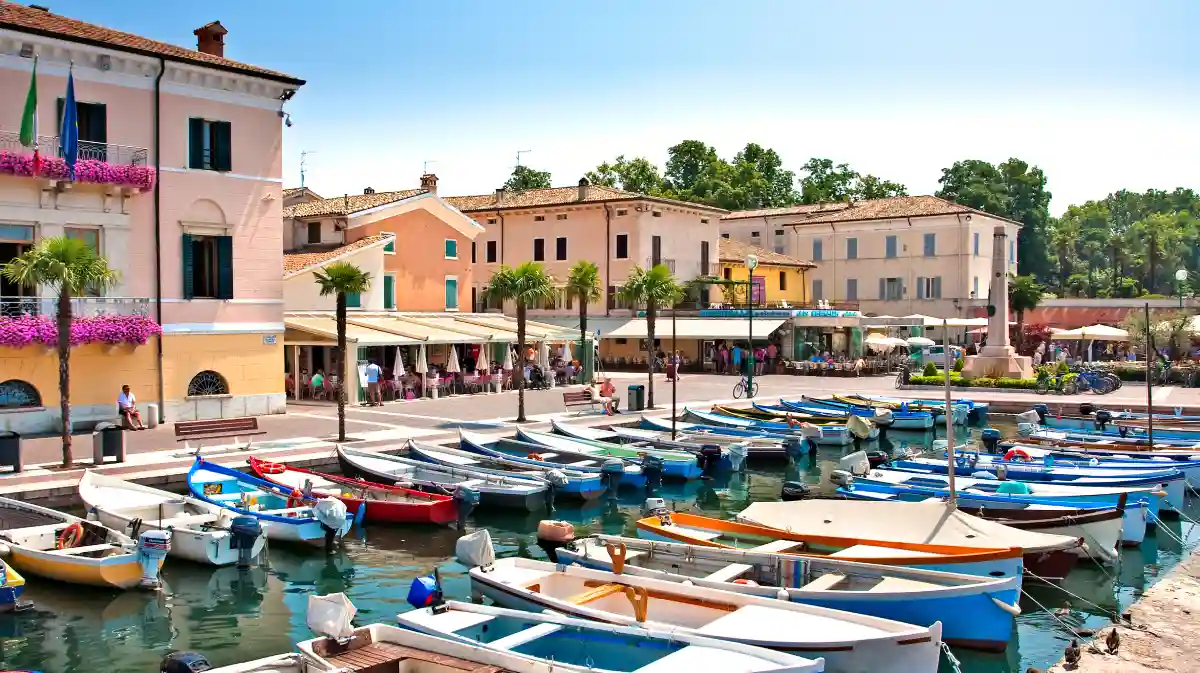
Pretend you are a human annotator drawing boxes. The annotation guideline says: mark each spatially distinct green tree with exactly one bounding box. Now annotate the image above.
[504,165,551,191]
[663,140,721,196]
[585,155,665,195]
[483,263,557,422]
[1047,216,1080,295]
[731,143,798,206]
[618,265,683,408]
[313,261,372,442]
[1008,274,1042,353]
[799,158,860,203]
[3,236,118,466]
[1131,212,1183,294]
[565,260,602,368]
[854,174,908,199]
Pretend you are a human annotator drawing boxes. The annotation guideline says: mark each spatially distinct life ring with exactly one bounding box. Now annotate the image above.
[732,578,759,587]
[258,461,286,475]
[527,453,545,462]
[56,522,84,550]
[287,488,305,509]
[1003,449,1031,462]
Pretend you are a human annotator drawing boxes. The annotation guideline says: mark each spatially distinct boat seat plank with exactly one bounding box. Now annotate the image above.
[703,562,754,583]
[634,645,788,673]
[325,641,505,672]
[869,576,937,593]
[748,539,804,553]
[487,622,562,650]
[567,583,627,605]
[696,604,885,641]
[801,572,847,591]
[659,524,722,542]
[47,543,117,555]
[829,544,938,559]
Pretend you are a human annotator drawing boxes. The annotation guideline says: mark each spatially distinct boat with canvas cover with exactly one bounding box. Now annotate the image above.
[458,429,647,488]
[553,417,776,456]
[402,441,605,500]
[188,458,352,546]
[777,399,935,430]
[399,597,825,672]
[248,456,457,524]
[734,500,1086,582]
[0,495,167,589]
[463,554,941,672]
[79,469,266,567]
[515,428,707,479]
[556,533,1021,650]
[338,443,549,511]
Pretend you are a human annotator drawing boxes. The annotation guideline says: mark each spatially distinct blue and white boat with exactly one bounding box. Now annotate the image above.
[1001,442,1200,484]
[406,440,605,501]
[1035,416,1200,441]
[1025,427,1200,449]
[962,446,1200,488]
[187,458,351,546]
[812,395,983,425]
[516,428,707,480]
[556,533,1020,652]
[777,399,936,430]
[682,408,872,446]
[458,430,647,488]
[640,414,798,442]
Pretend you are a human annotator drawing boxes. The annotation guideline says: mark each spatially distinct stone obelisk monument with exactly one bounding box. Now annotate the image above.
[961,225,1033,378]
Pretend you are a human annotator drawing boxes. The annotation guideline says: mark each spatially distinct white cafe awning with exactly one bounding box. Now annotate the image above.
[607,318,787,341]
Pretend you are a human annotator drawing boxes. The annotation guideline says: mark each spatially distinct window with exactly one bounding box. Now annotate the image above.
[923,233,936,257]
[534,215,546,222]
[65,228,102,296]
[917,276,942,299]
[750,231,761,239]
[533,238,545,261]
[812,239,823,261]
[471,286,478,312]
[307,222,321,244]
[846,237,858,260]
[881,277,903,300]
[721,233,730,239]
[471,241,476,263]
[973,232,980,257]
[615,234,629,259]
[57,100,106,158]
[486,218,498,225]
[775,229,784,236]
[651,236,662,266]
[775,246,785,254]
[383,275,396,309]
[444,239,458,259]
[556,213,568,221]
[973,276,979,298]
[1010,241,1015,264]
[885,235,897,258]
[346,291,361,308]
[445,277,459,310]
[188,118,232,171]
[700,241,710,276]
[0,379,41,409]
[486,240,498,263]
[701,218,710,224]
[779,271,787,291]
[556,237,567,261]
[812,279,824,300]
[616,209,628,216]
[723,267,732,280]
[181,234,233,299]
[382,232,395,253]
[846,278,858,301]
[652,211,662,218]
[187,371,229,397]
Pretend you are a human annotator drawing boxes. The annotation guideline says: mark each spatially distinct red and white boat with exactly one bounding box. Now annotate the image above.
[248,456,457,525]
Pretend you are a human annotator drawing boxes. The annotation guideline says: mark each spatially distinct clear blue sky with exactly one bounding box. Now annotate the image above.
[39,0,1200,212]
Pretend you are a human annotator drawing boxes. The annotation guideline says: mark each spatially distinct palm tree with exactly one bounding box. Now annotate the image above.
[1008,274,1042,354]
[618,265,683,408]
[3,236,117,466]
[483,262,556,422]
[1133,213,1180,294]
[565,261,601,375]
[313,261,372,442]
[1048,216,1079,296]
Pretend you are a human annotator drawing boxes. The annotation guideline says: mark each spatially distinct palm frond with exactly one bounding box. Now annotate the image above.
[618,264,683,308]
[1,236,118,294]
[314,261,372,297]
[565,260,602,302]
[484,262,556,307]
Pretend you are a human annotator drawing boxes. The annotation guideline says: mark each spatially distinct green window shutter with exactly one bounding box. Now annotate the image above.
[346,292,361,308]
[916,276,925,300]
[384,276,395,309]
[216,236,234,299]
[878,278,885,300]
[445,239,457,258]
[181,233,195,299]
[188,119,204,169]
[213,121,232,172]
[445,279,458,309]
[383,238,395,253]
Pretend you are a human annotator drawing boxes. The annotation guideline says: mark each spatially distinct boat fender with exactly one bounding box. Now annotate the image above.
[605,542,628,574]
[776,588,789,600]
[1003,449,1031,463]
[732,578,759,587]
[456,529,496,569]
[159,651,213,673]
[527,453,545,462]
[57,522,85,550]
[137,530,171,589]
[407,575,441,609]
[353,502,367,529]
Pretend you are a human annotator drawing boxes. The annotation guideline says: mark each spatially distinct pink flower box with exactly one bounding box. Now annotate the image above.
[0,314,162,349]
[0,151,156,191]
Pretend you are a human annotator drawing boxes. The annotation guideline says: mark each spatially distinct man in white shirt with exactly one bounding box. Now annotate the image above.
[117,385,146,430]
[364,360,383,406]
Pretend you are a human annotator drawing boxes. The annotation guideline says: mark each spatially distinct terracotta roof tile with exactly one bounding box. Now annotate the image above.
[721,202,843,221]
[723,195,1019,226]
[718,238,815,268]
[444,185,728,214]
[283,235,390,276]
[283,190,425,219]
[0,1,302,84]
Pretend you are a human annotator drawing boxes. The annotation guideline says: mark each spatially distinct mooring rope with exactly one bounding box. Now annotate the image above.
[1023,568,1121,619]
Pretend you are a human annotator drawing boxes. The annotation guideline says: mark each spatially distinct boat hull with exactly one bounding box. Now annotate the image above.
[516,428,705,480]
[5,546,159,590]
[336,452,545,512]
[90,509,264,566]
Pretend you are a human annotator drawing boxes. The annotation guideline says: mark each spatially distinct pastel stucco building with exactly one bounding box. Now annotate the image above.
[0,2,302,431]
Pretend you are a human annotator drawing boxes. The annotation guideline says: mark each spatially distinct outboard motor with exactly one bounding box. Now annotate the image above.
[847,415,873,453]
[780,481,811,501]
[871,408,893,442]
[453,485,480,531]
[160,651,212,673]
[533,521,573,562]
[641,497,668,516]
[229,515,263,569]
[457,529,497,568]
[407,572,444,610]
[698,445,723,479]
[866,451,891,468]
[312,497,349,550]
[800,423,823,456]
[980,428,1002,453]
[1079,402,1096,416]
[1094,410,1113,431]
[137,529,171,590]
[544,469,568,512]
[830,470,855,488]
[1032,404,1049,424]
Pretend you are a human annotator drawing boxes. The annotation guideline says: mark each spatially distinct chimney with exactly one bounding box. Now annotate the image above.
[420,173,438,195]
[495,186,507,207]
[363,187,375,195]
[194,21,228,58]
[577,176,590,202]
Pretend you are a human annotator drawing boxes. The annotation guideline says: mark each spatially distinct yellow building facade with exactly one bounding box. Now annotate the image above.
[717,238,815,307]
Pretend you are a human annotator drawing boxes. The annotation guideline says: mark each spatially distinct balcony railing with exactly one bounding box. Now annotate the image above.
[645,258,676,273]
[0,296,151,319]
[0,130,148,167]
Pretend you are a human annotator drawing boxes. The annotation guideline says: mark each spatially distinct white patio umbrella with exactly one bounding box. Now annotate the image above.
[906,336,936,347]
[393,347,405,382]
[446,345,461,373]
[501,344,514,370]
[539,341,551,368]
[476,343,490,373]
[414,344,428,374]
[560,342,573,361]
[1055,324,1130,341]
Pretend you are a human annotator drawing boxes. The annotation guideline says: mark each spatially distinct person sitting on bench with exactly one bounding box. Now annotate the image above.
[117,384,147,430]
[588,379,619,415]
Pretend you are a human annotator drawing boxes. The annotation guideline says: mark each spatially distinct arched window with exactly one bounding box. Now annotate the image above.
[0,380,42,409]
[187,371,230,397]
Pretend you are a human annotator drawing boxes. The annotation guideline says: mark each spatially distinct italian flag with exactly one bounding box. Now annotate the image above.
[18,56,39,176]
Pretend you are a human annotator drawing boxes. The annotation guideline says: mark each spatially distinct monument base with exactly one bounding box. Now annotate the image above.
[960,347,1034,380]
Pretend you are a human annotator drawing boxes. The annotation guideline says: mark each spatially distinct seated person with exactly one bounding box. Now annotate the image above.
[588,379,619,415]
[117,384,147,430]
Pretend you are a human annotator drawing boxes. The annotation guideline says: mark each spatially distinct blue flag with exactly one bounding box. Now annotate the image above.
[59,67,78,180]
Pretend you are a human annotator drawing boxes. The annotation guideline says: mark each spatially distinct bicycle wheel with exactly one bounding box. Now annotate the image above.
[895,373,905,389]
[1036,379,1050,394]
[1063,380,1078,395]
[1077,377,1091,393]
[749,381,759,398]
[733,381,745,399]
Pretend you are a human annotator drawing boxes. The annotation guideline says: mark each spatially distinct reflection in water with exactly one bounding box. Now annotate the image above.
[0,421,1195,673]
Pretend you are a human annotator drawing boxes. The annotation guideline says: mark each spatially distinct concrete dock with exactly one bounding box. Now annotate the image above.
[1049,547,1200,672]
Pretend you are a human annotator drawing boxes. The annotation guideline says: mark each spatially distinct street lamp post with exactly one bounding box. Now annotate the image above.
[1176,269,1188,309]
[671,303,677,440]
[745,254,758,399]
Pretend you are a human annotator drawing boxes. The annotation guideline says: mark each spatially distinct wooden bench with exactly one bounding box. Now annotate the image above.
[174,417,265,454]
[563,390,600,414]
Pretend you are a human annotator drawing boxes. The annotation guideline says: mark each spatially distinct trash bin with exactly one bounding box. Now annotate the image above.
[92,422,126,465]
[627,385,646,412]
[0,431,21,473]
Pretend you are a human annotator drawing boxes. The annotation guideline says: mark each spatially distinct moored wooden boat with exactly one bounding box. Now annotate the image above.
[517,427,708,479]
[781,399,935,430]
[956,497,1125,563]
[248,456,457,524]
[458,429,647,488]
[79,470,266,567]
[404,441,605,500]
[0,559,26,611]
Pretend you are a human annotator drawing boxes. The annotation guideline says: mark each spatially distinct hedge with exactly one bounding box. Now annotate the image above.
[908,375,1039,389]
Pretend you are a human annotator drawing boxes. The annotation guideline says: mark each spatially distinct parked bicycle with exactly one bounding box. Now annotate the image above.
[732,375,759,399]
[895,362,912,389]
[1036,372,1078,395]
[1073,369,1114,394]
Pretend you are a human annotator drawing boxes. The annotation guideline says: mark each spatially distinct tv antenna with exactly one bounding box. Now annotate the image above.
[516,149,531,168]
[300,150,316,188]
[423,159,437,174]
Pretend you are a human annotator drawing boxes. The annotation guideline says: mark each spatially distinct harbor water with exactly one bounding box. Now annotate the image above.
[1,421,1196,673]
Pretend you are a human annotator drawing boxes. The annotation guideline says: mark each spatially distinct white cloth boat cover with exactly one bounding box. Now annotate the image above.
[737,499,1079,554]
[456,529,495,568]
[307,593,357,640]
